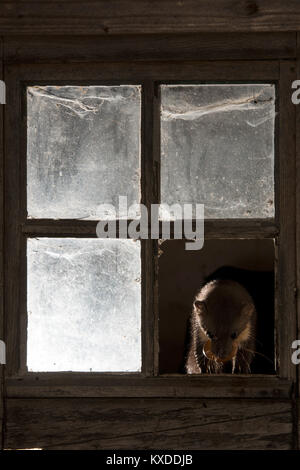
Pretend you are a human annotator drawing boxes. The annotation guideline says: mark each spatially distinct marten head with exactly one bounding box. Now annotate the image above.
[193,280,256,363]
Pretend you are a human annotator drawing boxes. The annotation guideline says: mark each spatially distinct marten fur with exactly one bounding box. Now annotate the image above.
[185,278,257,374]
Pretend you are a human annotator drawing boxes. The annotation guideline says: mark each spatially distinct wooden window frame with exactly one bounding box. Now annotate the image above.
[3,59,296,400]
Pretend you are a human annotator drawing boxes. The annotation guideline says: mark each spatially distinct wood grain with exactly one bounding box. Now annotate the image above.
[21,219,278,239]
[4,60,280,82]
[4,64,24,376]
[0,1,300,35]
[295,33,300,399]
[0,37,4,451]
[4,398,293,450]
[141,82,156,376]
[276,61,297,380]
[3,33,296,63]
[5,374,293,399]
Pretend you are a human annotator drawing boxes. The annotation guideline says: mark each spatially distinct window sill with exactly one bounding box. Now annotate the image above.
[5,373,293,399]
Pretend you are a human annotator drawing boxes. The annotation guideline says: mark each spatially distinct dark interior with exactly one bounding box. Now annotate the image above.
[158,238,275,374]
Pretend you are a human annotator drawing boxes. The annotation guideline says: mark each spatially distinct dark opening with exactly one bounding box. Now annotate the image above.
[158,239,275,375]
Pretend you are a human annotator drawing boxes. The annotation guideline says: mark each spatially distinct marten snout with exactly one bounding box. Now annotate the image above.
[211,339,235,361]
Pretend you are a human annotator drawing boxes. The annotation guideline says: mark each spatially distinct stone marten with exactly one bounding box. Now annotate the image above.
[185,279,257,374]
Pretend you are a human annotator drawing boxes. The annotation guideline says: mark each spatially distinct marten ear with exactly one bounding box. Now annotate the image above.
[241,303,254,318]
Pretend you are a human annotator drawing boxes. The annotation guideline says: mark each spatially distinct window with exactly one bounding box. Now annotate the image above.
[160,84,275,218]
[26,84,142,372]
[27,238,142,372]
[27,85,141,220]
[159,84,276,375]
[4,60,296,399]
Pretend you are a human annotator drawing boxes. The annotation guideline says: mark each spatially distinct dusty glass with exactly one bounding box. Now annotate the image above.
[27,238,141,372]
[161,84,275,219]
[27,85,141,219]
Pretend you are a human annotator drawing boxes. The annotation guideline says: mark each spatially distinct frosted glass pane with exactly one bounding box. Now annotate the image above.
[27,238,141,372]
[161,84,275,218]
[27,86,141,219]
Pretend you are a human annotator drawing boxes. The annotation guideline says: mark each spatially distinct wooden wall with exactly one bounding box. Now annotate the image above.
[4,399,293,450]
[1,0,300,451]
[0,1,300,35]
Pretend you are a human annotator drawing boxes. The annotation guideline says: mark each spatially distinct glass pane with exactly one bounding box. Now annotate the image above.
[27,238,141,372]
[27,85,141,219]
[161,84,275,218]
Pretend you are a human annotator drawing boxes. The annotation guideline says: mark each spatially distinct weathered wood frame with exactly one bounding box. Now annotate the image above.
[1,1,300,35]
[0,0,298,450]
[2,59,296,403]
[0,39,4,451]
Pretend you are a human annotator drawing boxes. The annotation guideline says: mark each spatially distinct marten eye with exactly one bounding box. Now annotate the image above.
[231,332,237,339]
[206,331,215,340]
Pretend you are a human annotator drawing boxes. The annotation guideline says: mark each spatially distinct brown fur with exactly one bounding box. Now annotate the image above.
[185,280,257,374]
